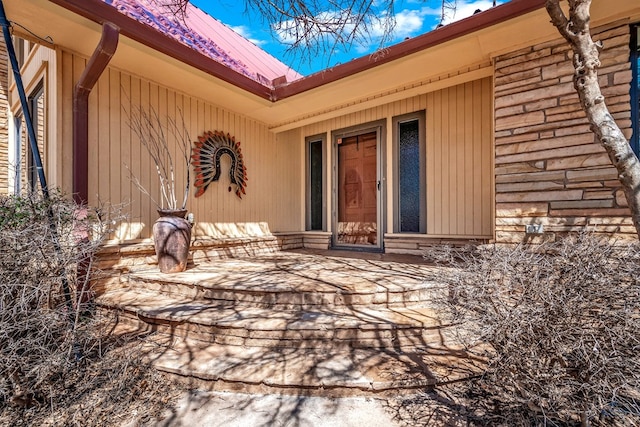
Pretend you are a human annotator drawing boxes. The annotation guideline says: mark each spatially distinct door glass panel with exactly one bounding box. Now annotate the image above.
[337,131,377,246]
[398,120,420,232]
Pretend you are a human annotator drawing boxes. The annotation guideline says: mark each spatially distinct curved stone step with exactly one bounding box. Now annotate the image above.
[124,257,441,309]
[138,334,484,396]
[98,288,457,350]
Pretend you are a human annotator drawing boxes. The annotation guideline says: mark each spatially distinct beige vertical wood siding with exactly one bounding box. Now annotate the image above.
[15,45,491,240]
[426,78,493,236]
[57,50,302,240]
[292,77,493,238]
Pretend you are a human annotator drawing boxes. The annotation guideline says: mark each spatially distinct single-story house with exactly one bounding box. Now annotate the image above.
[1,0,639,258]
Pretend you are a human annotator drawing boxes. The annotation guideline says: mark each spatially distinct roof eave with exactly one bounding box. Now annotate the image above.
[48,0,546,103]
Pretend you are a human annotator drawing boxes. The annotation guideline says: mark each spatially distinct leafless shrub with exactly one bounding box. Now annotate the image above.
[424,232,640,426]
[0,192,109,403]
[0,192,181,425]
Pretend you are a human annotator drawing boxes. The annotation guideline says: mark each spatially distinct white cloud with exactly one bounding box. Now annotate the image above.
[393,8,427,38]
[230,25,267,46]
[419,0,506,27]
[353,8,424,52]
[367,0,505,46]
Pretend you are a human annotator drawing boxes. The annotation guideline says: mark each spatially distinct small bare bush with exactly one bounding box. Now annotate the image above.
[424,233,640,426]
[0,192,109,406]
[0,192,182,425]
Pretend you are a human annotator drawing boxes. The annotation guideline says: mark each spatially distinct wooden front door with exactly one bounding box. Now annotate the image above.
[336,131,379,248]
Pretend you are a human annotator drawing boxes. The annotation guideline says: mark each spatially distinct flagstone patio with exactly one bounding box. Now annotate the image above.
[97,249,484,396]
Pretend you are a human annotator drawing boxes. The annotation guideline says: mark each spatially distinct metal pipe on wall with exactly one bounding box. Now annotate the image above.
[73,22,119,204]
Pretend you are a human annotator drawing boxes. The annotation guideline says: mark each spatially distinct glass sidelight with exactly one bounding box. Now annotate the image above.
[394,111,426,233]
[306,136,325,230]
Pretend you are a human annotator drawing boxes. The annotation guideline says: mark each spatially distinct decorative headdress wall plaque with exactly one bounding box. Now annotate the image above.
[192,130,247,199]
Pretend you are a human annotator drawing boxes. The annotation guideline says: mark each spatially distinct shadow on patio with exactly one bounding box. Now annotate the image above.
[97,249,485,426]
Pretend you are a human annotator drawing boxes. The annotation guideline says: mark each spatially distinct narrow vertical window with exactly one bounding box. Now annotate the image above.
[13,36,25,68]
[393,112,425,233]
[631,24,639,155]
[10,115,24,194]
[307,135,325,230]
[9,81,46,194]
[28,84,45,192]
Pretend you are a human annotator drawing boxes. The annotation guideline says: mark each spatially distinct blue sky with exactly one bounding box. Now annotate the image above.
[191,0,504,76]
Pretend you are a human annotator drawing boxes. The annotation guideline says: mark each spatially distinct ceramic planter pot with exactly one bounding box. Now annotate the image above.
[153,209,192,273]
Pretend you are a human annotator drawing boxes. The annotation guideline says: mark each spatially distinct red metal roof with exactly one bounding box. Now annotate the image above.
[104,0,302,85]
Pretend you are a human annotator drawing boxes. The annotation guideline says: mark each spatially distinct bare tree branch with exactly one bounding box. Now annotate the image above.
[152,0,400,69]
[243,0,397,69]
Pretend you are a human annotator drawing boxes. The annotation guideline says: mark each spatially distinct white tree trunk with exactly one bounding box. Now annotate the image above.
[545,0,640,239]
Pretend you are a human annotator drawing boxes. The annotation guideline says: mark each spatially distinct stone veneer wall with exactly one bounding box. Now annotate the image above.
[0,38,8,195]
[494,22,636,243]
